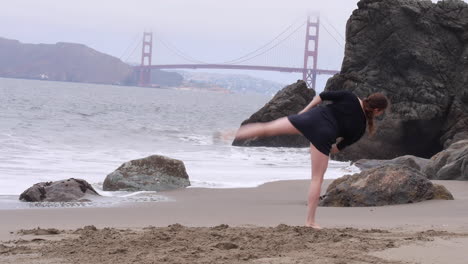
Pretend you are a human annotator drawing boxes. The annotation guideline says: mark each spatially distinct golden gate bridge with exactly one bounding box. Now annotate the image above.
[124,15,343,90]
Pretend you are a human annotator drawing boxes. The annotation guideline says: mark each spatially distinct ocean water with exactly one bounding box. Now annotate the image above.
[0,77,359,208]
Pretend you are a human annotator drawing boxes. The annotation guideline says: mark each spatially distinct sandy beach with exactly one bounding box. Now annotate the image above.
[1,179,467,263]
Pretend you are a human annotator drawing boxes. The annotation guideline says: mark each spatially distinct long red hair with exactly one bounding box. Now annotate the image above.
[362,93,389,135]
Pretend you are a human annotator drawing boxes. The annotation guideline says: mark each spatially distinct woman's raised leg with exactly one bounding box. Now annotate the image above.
[234,117,301,140]
[306,143,329,229]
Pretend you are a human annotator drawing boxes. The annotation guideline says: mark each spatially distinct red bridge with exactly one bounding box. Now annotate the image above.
[135,15,340,90]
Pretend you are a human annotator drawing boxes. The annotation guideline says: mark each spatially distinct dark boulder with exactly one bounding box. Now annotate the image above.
[232,80,315,147]
[327,0,468,161]
[19,178,100,202]
[320,165,453,207]
[103,155,190,192]
[353,155,431,172]
[423,140,468,180]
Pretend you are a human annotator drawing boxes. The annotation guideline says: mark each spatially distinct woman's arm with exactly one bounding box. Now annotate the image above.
[298,95,322,114]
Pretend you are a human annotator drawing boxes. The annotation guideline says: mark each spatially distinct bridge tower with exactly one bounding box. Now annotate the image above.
[303,15,320,90]
[139,32,153,86]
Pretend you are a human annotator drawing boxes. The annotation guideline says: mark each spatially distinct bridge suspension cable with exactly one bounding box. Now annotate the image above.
[120,33,140,62]
[322,16,345,42]
[320,22,344,49]
[224,21,307,65]
[320,16,345,50]
[157,37,209,64]
[222,18,305,64]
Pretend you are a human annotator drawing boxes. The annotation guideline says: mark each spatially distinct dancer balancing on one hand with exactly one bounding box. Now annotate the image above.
[234,90,389,229]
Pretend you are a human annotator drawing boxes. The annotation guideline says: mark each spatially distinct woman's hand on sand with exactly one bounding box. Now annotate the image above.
[330,144,339,154]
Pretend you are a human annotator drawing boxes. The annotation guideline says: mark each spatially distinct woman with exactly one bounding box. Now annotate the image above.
[234,90,389,229]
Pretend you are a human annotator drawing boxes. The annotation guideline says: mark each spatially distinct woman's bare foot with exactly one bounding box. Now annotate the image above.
[234,123,261,140]
[212,130,237,143]
[219,130,236,141]
[305,223,322,229]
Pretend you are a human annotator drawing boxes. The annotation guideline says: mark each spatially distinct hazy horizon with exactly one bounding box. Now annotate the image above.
[0,0,455,90]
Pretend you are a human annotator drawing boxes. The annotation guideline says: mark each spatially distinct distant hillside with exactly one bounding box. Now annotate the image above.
[150,69,183,86]
[0,37,134,84]
[123,67,185,87]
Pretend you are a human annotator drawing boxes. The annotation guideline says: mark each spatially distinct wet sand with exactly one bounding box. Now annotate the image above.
[1,179,467,263]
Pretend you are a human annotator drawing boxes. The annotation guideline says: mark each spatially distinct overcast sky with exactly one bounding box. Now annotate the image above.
[0,0,453,88]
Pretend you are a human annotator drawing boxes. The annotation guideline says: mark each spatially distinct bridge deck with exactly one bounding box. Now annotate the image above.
[137,64,339,75]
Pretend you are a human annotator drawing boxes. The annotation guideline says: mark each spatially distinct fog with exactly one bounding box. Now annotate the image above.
[0,0,454,88]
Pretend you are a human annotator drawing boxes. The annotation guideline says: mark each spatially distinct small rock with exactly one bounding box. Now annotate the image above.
[103,155,191,192]
[18,228,61,235]
[83,225,98,232]
[432,184,454,200]
[19,179,99,202]
[211,224,229,230]
[214,242,239,250]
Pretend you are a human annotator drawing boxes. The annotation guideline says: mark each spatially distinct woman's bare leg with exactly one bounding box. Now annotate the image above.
[306,143,329,229]
[234,117,301,140]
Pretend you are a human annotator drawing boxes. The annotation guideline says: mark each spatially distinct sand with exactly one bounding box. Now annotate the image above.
[1,179,467,263]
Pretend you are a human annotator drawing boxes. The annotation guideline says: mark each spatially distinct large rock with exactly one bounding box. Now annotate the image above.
[19,178,100,202]
[232,80,315,147]
[353,155,431,172]
[320,165,453,207]
[423,139,468,180]
[328,0,468,161]
[103,155,190,192]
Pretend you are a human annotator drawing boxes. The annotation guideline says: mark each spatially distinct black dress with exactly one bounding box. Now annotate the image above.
[288,91,367,156]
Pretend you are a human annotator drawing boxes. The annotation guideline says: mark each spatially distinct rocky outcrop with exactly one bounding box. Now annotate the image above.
[232,80,315,147]
[353,155,431,172]
[327,0,468,161]
[320,165,453,207]
[423,139,468,180]
[19,178,100,202]
[103,155,190,192]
